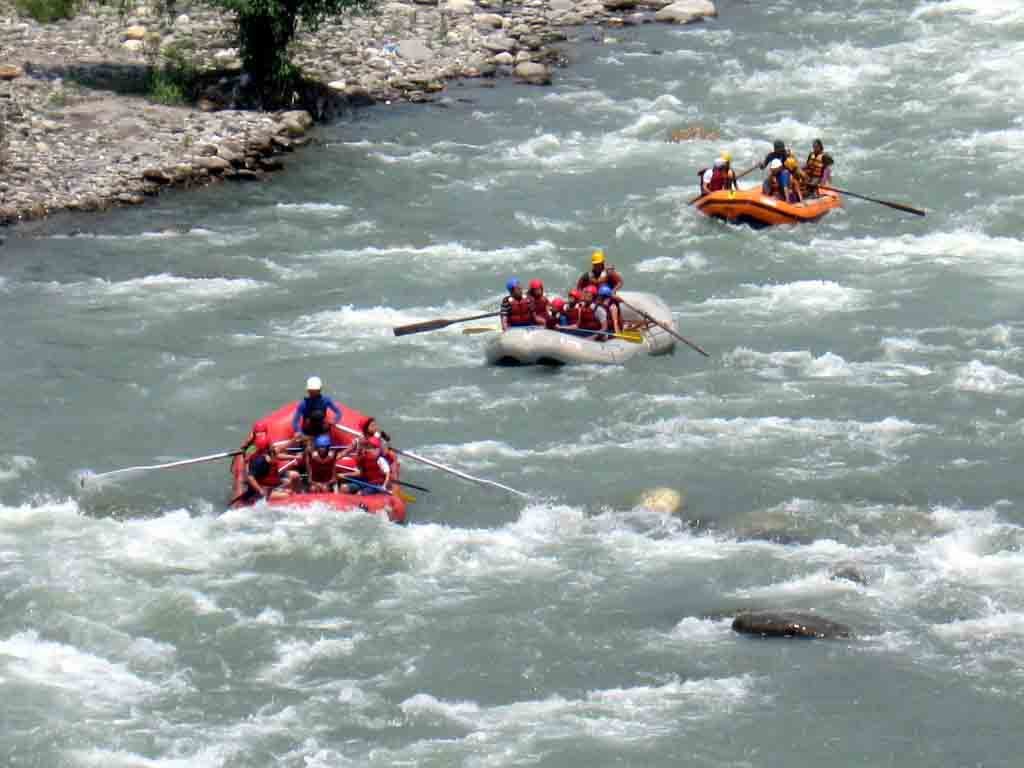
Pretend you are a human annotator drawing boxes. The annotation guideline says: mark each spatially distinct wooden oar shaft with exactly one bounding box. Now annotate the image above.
[334,424,529,498]
[619,299,710,358]
[817,185,926,217]
[86,450,243,485]
[393,311,501,337]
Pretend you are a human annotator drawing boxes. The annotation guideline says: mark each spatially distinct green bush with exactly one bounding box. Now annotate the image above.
[147,40,199,105]
[148,71,186,105]
[15,0,77,22]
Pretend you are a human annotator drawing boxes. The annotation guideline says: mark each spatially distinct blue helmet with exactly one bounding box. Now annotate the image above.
[598,284,613,297]
[314,435,332,450]
[506,278,520,292]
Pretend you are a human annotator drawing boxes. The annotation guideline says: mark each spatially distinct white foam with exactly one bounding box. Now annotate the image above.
[699,280,869,318]
[725,347,932,383]
[953,360,1024,393]
[274,202,351,215]
[636,253,708,273]
[0,455,36,483]
[261,634,366,683]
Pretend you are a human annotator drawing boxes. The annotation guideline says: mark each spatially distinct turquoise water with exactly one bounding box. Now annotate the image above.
[3,1,1024,765]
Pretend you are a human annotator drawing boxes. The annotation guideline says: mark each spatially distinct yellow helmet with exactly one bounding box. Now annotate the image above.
[591,249,605,265]
[720,151,732,163]
[784,156,798,170]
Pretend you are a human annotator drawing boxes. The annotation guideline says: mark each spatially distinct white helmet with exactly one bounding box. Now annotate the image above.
[306,375,322,391]
[769,158,783,170]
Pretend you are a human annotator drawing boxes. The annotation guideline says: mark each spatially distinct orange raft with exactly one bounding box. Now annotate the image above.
[230,401,407,524]
[695,186,842,228]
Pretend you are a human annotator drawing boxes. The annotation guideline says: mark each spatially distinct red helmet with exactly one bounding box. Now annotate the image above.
[254,435,271,451]
[569,289,583,300]
[528,279,543,291]
[584,284,598,296]
[551,297,565,311]
[253,420,268,433]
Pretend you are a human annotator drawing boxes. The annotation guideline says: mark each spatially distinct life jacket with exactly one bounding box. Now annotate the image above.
[805,151,825,182]
[308,450,335,484]
[503,295,534,327]
[531,295,550,325]
[300,394,331,435]
[248,453,280,488]
[707,165,729,192]
[358,451,388,486]
[578,303,602,332]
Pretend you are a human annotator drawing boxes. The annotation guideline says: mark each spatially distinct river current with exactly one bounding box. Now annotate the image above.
[3,0,1024,765]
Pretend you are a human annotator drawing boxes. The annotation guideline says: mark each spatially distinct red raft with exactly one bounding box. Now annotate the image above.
[230,401,408,524]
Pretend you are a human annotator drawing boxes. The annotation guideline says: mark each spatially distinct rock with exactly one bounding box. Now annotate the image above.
[327,80,347,92]
[443,0,475,13]
[213,48,239,62]
[116,192,145,205]
[195,156,231,173]
[343,85,375,106]
[549,0,574,9]
[830,564,869,586]
[732,611,852,639]
[413,0,438,4]
[278,109,313,136]
[397,39,433,63]
[271,134,294,151]
[217,142,245,166]
[142,168,171,184]
[122,40,144,53]
[259,156,285,172]
[604,0,638,8]
[122,25,147,40]
[476,12,505,29]
[636,487,684,515]
[197,98,221,112]
[229,168,263,181]
[493,52,515,65]
[0,64,24,81]
[247,133,274,156]
[173,13,190,28]
[195,144,218,157]
[655,0,717,24]
[514,61,551,85]
[482,34,519,52]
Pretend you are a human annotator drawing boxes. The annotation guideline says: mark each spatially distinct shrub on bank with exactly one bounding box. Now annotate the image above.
[15,0,77,22]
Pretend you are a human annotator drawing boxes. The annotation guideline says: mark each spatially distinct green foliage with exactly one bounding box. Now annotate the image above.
[214,0,376,101]
[15,0,77,22]
[147,39,200,105]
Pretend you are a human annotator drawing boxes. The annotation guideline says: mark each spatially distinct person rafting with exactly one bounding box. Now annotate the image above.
[500,278,534,330]
[577,285,605,339]
[361,416,396,466]
[782,157,805,203]
[597,284,622,335]
[292,376,343,441]
[527,279,550,327]
[576,249,623,294]
[304,434,338,493]
[803,139,827,191]
[820,153,834,186]
[759,139,790,170]
[762,158,784,198]
[242,435,300,501]
[549,297,570,328]
[349,436,391,494]
[699,152,737,196]
[239,419,269,454]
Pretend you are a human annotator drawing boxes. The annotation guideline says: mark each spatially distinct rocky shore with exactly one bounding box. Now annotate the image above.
[0,0,716,225]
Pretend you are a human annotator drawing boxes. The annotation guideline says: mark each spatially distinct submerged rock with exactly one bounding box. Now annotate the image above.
[636,487,685,515]
[732,611,852,639]
[830,564,869,585]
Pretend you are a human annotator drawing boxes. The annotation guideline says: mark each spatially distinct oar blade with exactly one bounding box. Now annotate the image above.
[393,318,455,336]
[462,326,500,335]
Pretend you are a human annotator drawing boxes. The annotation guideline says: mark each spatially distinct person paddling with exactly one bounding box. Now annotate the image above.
[304,434,339,493]
[782,157,805,203]
[597,284,622,334]
[803,139,827,191]
[500,278,534,330]
[759,139,789,170]
[699,152,738,196]
[527,279,550,327]
[243,435,300,501]
[349,436,391,494]
[240,419,269,455]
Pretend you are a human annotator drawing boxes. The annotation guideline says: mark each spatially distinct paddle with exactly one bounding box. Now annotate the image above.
[334,424,529,498]
[462,326,644,343]
[83,449,243,487]
[393,311,501,337]
[815,184,926,217]
[618,298,710,358]
[687,163,759,205]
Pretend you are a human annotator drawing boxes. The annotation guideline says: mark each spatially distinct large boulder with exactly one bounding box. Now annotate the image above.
[732,611,852,639]
[0,64,24,81]
[514,61,551,85]
[398,39,433,63]
[655,0,716,24]
[482,34,519,52]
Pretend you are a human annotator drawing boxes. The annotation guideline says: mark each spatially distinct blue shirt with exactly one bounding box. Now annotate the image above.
[292,394,342,432]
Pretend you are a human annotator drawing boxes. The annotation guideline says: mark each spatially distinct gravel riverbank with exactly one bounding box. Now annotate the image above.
[0,0,716,225]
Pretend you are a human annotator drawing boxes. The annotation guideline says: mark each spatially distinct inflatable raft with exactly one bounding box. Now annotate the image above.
[230,401,407,524]
[485,291,677,366]
[695,186,841,228]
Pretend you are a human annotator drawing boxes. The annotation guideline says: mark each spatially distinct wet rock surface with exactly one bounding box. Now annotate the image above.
[732,610,853,639]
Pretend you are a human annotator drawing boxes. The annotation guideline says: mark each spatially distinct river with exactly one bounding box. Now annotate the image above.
[3,0,1024,765]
